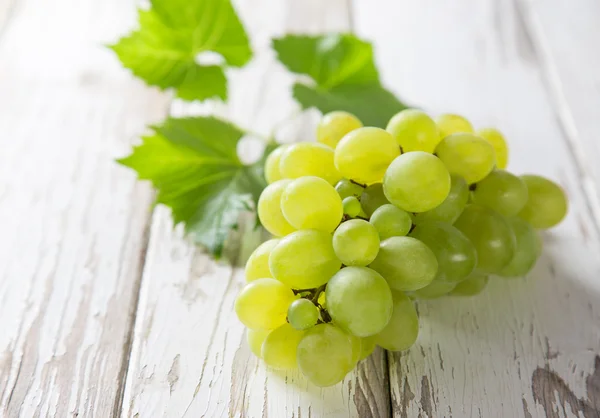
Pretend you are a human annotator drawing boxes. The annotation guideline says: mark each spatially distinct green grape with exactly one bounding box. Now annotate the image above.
[375,291,419,352]
[288,299,319,330]
[325,267,393,337]
[279,142,341,185]
[435,133,496,184]
[245,239,279,282]
[269,230,341,289]
[369,236,438,291]
[262,323,305,370]
[297,324,354,387]
[477,127,508,169]
[386,109,440,153]
[359,336,377,360]
[436,113,474,138]
[247,329,270,358]
[471,170,528,217]
[451,273,489,296]
[235,278,296,330]
[281,176,343,233]
[332,220,380,266]
[335,178,364,199]
[370,204,412,240]
[453,204,516,274]
[518,175,568,229]
[411,280,456,299]
[499,217,539,277]
[317,111,363,148]
[342,196,362,217]
[258,180,296,237]
[264,145,289,184]
[413,175,469,225]
[360,183,389,216]
[410,222,477,283]
[383,151,451,212]
[347,333,362,367]
[334,127,400,184]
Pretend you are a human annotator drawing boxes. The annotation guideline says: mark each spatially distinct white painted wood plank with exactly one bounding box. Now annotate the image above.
[352,0,600,417]
[0,0,171,416]
[121,1,391,417]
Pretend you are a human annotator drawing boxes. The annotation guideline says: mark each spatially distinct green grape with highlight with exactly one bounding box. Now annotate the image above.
[245,238,279,282]
[342,196,362,217]
[361,183,389,216]
[383,151,451,212]
[436,113,474,138]
[477,127,509,169]
[258,180,296,237]
[288,299,320,330]
[518,175,568,229]
[386,109,440,153]
[370,204,412,240]
[413,175,469,225]
[281,176,343,233]
[375,291,419,352]
[332,220,380,267]
[279,142,341,185]
[235,278,296,330]
[369,236,438,291]
[262,323,305,370]
[435,133,496,184]
[471,170,528,217]
[269,229,341,289]
[325,267,393,337]
[297,324,354,387]
[317,111,363,148]
[334,127,400,184]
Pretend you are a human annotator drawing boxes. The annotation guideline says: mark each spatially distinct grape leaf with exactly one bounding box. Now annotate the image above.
[118,117,265,256]
[110,0,252,101]
[273,34,406,127]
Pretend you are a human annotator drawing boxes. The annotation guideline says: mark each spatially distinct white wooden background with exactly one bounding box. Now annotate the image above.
[0,0,599,417]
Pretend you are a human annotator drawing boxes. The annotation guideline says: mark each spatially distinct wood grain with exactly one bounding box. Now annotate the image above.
[0,0,170,416]
[120,1,391,417]
[352,0,600,416]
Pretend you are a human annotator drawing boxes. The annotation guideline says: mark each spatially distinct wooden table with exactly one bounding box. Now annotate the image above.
[1,0,599,416]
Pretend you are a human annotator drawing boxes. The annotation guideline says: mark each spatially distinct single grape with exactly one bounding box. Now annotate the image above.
[451,273,489,296]
[477,127,508,169]
[410,222,477,283]
[269,230,341,289]
[247,329,270,358]
[297,324,354,387]
[325,267,393,337]
[471,170,528,217]
[369,236,438,291]
[334,127,400,184]
[281,176,343,233]
[359,336,377,360]
[235,278,296,330]
[370,204,412,240]
[342,196,362,217]
[435,133,496,184]
[288,299,319,330]
[413,175,469,225]
[333,220,380,266]
[264,145,289,184]
[436,113,474,138]
[383,151,451,212]
[499,217,539,277]
[411,280,456,299]
[375,291,419,352]
[518,175,568,229]
[258,180,296,237]
[262,323,305,370]
[386,109,440,153]
[360,183,390,217]
[245,238,279,282]
[317,111,363,148]
[453,204,516,274]
[279,142,341,185]
[335,178,364,199]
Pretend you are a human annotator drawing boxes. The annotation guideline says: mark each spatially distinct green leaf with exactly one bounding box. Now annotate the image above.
[110,0,252,101]
[118,117,266,256]
[273,34,407,127]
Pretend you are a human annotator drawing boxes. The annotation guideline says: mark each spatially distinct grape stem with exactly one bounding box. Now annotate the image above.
[349,179,367,188]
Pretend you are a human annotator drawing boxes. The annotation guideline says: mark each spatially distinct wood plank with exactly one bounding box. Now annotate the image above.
[120,1,391,417]
[0,0,171,416]
[352,0,600,417]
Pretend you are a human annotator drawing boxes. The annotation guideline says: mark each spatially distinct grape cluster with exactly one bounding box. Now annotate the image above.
[236,109,568,387]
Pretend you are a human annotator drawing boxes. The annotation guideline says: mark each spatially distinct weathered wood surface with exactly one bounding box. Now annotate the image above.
[1,0,599,417]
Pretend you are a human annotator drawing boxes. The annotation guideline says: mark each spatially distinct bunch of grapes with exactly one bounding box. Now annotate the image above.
[235,109,568,387]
